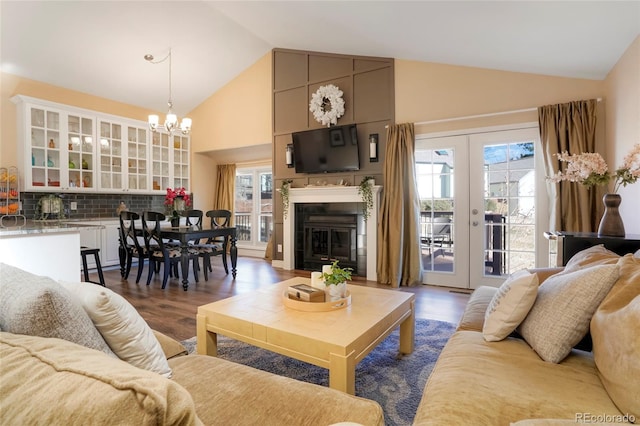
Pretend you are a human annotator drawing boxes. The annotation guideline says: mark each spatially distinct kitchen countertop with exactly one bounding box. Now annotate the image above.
[0,220,105,237]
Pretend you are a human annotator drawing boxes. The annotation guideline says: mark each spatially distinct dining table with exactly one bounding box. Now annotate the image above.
[160,225,238,291]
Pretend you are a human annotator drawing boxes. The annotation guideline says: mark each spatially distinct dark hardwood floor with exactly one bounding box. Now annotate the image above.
[94,257,471,342]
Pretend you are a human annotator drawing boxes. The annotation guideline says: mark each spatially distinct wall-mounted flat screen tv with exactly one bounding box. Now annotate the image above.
[292,124,359,174]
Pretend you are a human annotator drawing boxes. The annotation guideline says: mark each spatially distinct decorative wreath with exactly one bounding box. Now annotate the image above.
[309,84,345,127]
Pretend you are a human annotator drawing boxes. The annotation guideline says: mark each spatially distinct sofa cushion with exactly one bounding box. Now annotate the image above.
[590,254,640,420]
[457,286,497,332]
[518,264,619,363]
[413,331,623,425]
[483,271,538,342]
[563,244,620,273]
[0,331,201,426]
[0,263,113,355]
[59,280,172,378]
[169,354,385,426]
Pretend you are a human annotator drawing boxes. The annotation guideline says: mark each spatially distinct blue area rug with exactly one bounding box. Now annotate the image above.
[182,318,456,426]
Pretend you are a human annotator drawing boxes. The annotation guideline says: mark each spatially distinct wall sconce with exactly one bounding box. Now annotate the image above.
[286,144,294,168]
[369,134,379,162]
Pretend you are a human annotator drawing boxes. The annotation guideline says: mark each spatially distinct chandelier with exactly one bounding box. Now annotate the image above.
[144,49,192,135]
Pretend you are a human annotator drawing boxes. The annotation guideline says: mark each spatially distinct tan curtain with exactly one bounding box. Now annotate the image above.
[538,99,602,232]
[377,123,422,287]
[214,164,236,225]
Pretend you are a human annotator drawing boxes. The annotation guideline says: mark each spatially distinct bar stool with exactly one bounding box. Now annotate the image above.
[80,246,106,286]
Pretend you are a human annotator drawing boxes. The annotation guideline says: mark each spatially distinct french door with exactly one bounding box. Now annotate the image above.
[416,125,548,289]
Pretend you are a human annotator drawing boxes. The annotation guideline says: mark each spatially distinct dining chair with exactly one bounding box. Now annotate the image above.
[203,209,232,275]
[119,211,149,284]
[142,211,198,289]
[182,209,209,281]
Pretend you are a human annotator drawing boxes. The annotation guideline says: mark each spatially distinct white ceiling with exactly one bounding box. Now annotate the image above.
[2,1,638,118]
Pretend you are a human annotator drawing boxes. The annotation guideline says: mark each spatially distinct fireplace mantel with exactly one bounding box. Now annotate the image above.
[282,185,382,281]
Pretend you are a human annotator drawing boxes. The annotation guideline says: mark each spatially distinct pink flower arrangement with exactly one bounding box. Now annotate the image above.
[549,143,640,193]
[164,187,191,208]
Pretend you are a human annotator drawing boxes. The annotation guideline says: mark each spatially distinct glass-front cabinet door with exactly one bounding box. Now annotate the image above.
[151,131,170,192]
[98,120,123,191]
[127,126,149,192]
[29,106,62,189]
[68,114,95,190]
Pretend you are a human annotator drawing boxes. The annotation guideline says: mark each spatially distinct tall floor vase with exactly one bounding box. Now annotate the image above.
[597,193,625,237]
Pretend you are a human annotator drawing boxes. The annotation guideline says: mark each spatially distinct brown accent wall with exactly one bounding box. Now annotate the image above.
[271,49,395,261]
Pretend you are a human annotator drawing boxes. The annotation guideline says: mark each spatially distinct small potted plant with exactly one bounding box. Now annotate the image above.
[322,259,353,301]
[279,179,293,219]
[358,176,375,222]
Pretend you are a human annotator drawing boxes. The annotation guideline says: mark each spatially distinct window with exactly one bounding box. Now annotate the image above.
[235,166,272,248]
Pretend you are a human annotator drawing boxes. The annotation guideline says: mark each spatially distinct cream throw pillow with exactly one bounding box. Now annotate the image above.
[59,281,172,378]
[590,255,640,421]
[518,264,619,363]
[563,244,620,274]
[483,271,538,342]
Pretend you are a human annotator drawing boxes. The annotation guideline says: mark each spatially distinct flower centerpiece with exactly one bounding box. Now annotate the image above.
[165,187,191,225]
[548,143,640,236]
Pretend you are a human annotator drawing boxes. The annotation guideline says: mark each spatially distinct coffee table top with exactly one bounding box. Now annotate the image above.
[197,278,415,358]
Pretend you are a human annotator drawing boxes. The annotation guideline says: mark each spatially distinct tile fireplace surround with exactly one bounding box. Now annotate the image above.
[282,185,382,281]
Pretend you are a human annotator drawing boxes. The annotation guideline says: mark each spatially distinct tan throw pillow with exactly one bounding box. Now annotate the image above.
[483,271,538,342]
[591,254,640,420]
[563,244,620,274]
[0,331,199,425]
[59,280,172,378]
[0,263,114,356]
[518,264,619,363]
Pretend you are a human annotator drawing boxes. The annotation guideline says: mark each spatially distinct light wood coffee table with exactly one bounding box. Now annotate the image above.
[196,278,415,395]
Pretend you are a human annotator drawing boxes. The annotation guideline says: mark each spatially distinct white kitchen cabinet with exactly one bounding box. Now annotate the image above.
[76,219,121,272]
[77,223,102,270]
[12,95,189,194]
[12,96,97,192]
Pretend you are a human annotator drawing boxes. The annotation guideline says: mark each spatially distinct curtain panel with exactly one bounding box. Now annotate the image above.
[377,123,423,287]
[214,164,236,226]
[538,99,602,232]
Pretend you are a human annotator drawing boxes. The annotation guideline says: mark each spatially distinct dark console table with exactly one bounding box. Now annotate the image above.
[545,232,640,265]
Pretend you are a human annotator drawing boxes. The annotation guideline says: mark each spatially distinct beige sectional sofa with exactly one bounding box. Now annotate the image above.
[414,249,639,425]
[0,263,384,426]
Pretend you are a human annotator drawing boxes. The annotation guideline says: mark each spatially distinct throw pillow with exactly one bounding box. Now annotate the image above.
[563,244,620,274]
[483,270,538,342]
[590,255,640,421]
[518,264,619,363]
[0,263,114,355]
[59,280,172,378]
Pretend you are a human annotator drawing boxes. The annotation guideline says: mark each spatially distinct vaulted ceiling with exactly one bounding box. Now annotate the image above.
[2,1,638,118]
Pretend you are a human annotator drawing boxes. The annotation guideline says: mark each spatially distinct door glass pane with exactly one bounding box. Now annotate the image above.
[259,172,273,243]
[482,142,536,276]
[416,148,455,273]
[235,173,253,242]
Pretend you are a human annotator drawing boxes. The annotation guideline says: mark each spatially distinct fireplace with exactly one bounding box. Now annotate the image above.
[281,185,381,281]
[301,212,358,273]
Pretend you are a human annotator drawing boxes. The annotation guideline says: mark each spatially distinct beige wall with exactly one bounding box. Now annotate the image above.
[604,35,640,234]
[186,52,272,210]
[395,60,605,133]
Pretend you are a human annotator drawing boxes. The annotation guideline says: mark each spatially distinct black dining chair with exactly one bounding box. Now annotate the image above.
[119,211,150,284]
[182,209,209,281]
[203,209,232,275]
[142,211,199,289]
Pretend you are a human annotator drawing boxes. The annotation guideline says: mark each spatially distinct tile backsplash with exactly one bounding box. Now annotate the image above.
[22,192,168,220]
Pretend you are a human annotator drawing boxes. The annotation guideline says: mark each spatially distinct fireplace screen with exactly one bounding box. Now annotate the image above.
[302,213,357,272]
